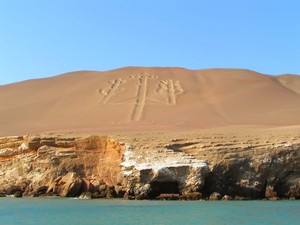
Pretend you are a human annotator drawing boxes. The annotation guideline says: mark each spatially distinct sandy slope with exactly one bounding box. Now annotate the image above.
[0,67,300,136]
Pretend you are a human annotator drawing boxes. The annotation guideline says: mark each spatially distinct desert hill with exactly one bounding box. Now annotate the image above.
[0,67,300,136]
[1,67,300,200]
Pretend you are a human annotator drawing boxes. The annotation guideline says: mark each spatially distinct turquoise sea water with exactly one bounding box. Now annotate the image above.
[0,198,299,225]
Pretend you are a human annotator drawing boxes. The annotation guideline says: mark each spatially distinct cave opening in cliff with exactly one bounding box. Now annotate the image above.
[148,181,179,198]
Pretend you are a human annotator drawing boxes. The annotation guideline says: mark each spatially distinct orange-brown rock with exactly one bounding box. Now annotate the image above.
[52,172,83,197]
[209,192,222,200]
[0,134,125,197]
[222,195,233,200]
[180,192,203,200]
[157,193,180,200]
[0,127,299,200]
[265,186,278,199]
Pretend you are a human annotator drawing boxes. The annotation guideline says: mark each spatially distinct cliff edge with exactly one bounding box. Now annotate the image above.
[1,127,299,200]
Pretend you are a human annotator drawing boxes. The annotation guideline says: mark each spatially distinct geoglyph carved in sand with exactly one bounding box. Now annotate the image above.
[99,73,184,121]
[99,78,127,104]
[156,80,184,105]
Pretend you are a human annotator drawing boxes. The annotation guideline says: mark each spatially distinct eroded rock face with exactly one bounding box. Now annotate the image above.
[201,144,300,199]
[46,172,83,197]
[0,135,125,197]
[121,144,209,198]
[0,130,299,200]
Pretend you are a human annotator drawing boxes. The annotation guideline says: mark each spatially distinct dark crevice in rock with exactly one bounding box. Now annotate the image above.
[148,181,179,198]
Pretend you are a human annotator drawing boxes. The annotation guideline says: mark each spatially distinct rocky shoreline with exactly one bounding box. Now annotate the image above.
[0,130,299,200]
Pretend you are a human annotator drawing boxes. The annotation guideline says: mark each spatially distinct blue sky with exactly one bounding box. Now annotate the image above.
[0,0,300,85]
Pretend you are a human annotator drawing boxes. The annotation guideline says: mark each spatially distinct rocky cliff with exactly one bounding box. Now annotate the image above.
[0,135,125,198]
[0,127,299,200]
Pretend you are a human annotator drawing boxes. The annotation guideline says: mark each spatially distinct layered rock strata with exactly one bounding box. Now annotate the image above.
[121,144,209,199]
[0,135,125,198]
[0,129,299,200]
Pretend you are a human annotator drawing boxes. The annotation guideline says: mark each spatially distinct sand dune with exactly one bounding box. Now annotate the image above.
[1,67,300,136]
